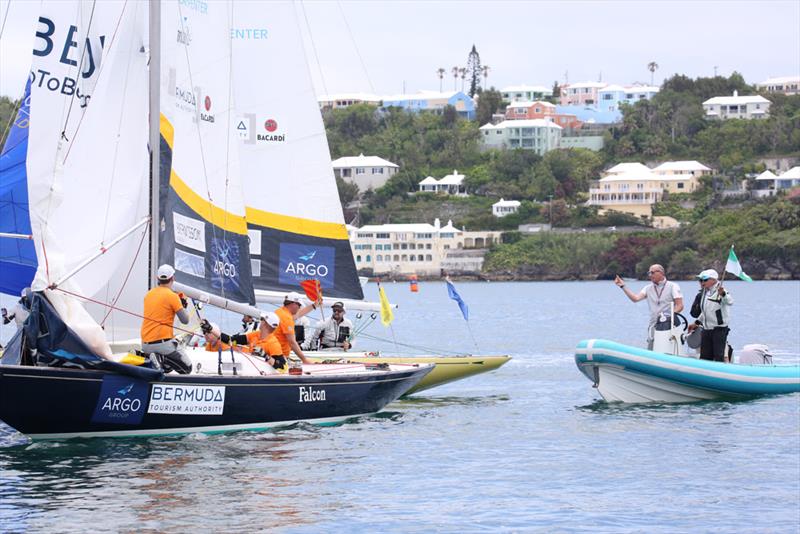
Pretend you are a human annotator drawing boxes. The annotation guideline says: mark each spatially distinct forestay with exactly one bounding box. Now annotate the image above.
[231,1,363,301]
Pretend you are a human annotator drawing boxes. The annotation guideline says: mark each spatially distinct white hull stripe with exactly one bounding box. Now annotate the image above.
[27,412,376,440]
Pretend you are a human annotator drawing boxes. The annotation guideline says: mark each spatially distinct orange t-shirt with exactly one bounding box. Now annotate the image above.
[245,330,283,356]
[204,339,231,352]
[273,306,295,356]
[141,286,183,343]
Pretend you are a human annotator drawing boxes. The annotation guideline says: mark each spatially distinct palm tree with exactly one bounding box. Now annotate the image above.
[481,65,490,87]
[437,67,446,92]
[647,61,659,86]
[451,66,459,91]
[458,67,467,92]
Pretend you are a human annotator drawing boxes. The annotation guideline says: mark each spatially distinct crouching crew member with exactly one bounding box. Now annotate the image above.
[141,264,193,374]
[201,312,286,370]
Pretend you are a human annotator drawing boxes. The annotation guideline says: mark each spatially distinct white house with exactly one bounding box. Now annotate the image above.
[348,219,502,275]
[702,91,771,120]
[479,119,562,154]
[500,84,553,103]
[755,76,800,96]
[492,198,521,217]
[332,153,399,191]
[755,167,800,197]
[417,170,467,195]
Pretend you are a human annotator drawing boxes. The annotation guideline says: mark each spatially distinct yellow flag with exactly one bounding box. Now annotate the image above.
[378,285,394,326]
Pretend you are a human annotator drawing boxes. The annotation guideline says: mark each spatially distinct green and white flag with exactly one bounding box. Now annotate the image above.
[726,246,753,282]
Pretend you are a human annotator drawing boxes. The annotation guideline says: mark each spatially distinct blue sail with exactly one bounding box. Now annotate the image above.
[0,79,36,296]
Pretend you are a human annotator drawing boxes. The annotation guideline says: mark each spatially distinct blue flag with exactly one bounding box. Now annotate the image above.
[446,279,469,321]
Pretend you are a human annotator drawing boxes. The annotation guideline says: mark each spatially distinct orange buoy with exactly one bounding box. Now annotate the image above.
[409,274,419,293]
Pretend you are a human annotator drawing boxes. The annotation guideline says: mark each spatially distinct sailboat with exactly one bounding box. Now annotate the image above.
[228,2,510,392]
[0,0,431,440]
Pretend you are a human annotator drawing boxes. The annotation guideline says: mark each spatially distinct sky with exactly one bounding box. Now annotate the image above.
[1,0,799,99]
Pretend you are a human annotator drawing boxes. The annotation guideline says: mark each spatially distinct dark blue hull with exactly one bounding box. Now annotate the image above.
[0,364,431,439]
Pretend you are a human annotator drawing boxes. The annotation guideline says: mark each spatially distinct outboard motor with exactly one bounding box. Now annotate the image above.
[652,305,687,356]
[738,344,772,364]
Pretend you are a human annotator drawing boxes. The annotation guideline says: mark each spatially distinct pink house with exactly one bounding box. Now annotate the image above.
[559,82,607,106]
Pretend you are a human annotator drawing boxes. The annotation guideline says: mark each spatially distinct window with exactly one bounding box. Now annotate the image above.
[356,255,361,262]
[417,254,424,261]
[426,244,432,249]
[356,168,365,175]
[426,254,432,261]
[375,232,390,239]
[376,255,383,261]
[441,232,454,238]
[366,255,371,262]
[444,245,450,249]
[342,169,352,177]
[677,182,685,189]
[372,167,385,174]
[393,244,399,250]
[401,255,408,261]
[416,233,432,239]
[401,243,407,250]
[393,255,399,261]
[484,131,489,136]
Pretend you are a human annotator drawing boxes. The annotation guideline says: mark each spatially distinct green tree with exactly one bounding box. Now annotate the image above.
[475,87,503,125]
[466,45,482,98]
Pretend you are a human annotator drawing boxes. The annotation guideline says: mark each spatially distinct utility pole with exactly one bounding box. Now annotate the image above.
[714,65,718,77]
[548,195,553,227]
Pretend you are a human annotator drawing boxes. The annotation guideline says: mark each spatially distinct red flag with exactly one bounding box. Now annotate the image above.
[300,279,322,302]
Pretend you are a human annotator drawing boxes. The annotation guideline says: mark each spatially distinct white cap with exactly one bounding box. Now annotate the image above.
[696,269,719,281]
[157,264,176,280]
[284,291,303,305]
[260,311,280,327]
[209,322,221,338]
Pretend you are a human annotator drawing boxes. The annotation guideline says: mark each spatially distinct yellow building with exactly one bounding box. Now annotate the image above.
[652,161,712,193]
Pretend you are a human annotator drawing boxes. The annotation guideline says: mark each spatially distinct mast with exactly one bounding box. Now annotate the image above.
[148,0,161,289]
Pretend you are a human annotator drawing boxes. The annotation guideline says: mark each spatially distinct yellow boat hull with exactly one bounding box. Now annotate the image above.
[305,353,511,395]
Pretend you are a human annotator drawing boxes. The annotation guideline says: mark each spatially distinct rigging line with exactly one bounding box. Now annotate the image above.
[176,3,220,250]
[99,224,148,326]
[0,0,10,41]
[335,1,374,94]
[355,331,464,355]
[60,0,98,139]
[297,0,329,98]
[98,1,140,245]
[63,0,129,162]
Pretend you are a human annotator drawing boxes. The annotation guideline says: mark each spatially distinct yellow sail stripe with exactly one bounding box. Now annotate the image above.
[245,206,349,240]
[159,114,248,236]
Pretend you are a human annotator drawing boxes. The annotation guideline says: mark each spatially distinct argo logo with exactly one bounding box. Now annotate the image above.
[279,243,336,288]
[257,118,285,142]
[91,376,149,425]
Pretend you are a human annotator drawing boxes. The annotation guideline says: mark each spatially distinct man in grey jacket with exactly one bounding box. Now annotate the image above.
[688,269,734,362]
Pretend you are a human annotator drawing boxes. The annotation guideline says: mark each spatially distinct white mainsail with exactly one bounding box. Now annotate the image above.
[231,1,363,302]
[158,0,255,305]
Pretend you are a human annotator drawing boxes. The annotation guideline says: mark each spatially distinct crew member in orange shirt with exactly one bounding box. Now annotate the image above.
[274,291,319,365]
[141,264,193,374]
[201,312,285,370]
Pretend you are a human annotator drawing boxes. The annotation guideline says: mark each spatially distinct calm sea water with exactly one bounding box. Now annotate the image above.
[1,281,798,532]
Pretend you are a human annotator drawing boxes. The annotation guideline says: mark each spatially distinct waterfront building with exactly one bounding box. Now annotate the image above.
[332,153,399,191]
[418,170,468,195]
[651,160,712,193]
[702,91,771,120]
[348,219,501,276]
[500,85,553,103]
[479,119,562,154]
[492,198,521,217]
[318,93,382,110]
[559,81,607,106]
[381,91,476,119]
[755,76,800,96]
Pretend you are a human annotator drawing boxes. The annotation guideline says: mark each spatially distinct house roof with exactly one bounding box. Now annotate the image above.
[492,198,521,207]
[332,153,398,168]
[438,170,465,185]
[479,119,562,130]
[780,166,800,179]
[317,92,382,103]
[600,84,660,93]
[703,94,771,105]
[605,162,651,174]
[652,160,712,172]
[383,91,467,102]
[501,85,552,93]
[419,176,438,185]
[507,100,556,109]
[755,170,778,181]
[757,76,800,86]
[598,171,660,183]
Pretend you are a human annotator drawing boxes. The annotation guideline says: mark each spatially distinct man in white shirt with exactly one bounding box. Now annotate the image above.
[688,269,734,362]
[308,301,353,351]
[614,264,684,349]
